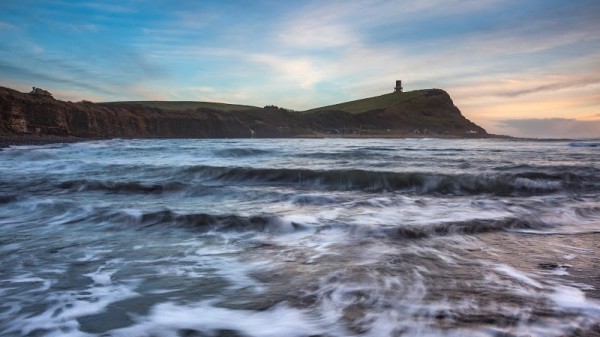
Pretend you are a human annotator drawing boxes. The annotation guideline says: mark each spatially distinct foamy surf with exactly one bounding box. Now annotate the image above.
[0,138,598,336]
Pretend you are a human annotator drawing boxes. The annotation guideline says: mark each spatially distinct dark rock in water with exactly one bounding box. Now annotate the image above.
[538,262,560,269]
[77,310,134,334]
[0,85,489,139]
[0,194,17,204]
[538,262,570,270]
[176,329,244,337]
[178,329,206,337]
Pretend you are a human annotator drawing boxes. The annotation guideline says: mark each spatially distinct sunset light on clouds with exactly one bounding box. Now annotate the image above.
[1,0,598,138]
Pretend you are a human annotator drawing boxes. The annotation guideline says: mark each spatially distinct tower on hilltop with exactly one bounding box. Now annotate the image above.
[394,80,403,92]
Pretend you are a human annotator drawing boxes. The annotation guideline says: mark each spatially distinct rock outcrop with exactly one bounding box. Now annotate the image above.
[29,87,53,97]
[0,86,487,139]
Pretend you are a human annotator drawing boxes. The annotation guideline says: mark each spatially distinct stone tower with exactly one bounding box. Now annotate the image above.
[394,80,403,92]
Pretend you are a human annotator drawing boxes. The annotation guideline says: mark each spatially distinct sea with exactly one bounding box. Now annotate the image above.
[0,138,599,337]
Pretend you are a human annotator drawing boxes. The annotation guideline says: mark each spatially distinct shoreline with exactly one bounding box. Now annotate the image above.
[1,134,489,148]
[2,133,588,149]
[0,134,90,149]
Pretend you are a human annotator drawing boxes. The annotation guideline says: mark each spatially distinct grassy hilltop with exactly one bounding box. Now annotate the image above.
[103,100,258,112]
[305,90,429,114]
[109,89,432,114]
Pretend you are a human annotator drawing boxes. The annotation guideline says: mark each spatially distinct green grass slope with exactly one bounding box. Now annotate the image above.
[305,89,429,114]
[103,100,259,112]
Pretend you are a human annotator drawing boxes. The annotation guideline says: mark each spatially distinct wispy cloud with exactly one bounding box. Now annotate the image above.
[495,77,600,97]
[166,85,258,106]
[248,54,324,89]
[278,22,357,50]
[79,2,136,14]
[274,0,506,51]
[253,0,600,106]
[0,21,16,30]
[0,61,118,96]
[497,118,600,138]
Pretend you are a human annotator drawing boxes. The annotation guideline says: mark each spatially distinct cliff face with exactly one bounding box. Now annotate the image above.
[360,89,486,134]
[0,87,252,138]
[0,86,487,139]
[300,89,486,136]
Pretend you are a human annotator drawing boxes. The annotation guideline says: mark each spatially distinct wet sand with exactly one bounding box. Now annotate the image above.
[475,231,600,299]
[474,231,600,336]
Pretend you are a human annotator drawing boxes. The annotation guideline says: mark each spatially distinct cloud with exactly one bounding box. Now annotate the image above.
[495,77,600,97]
[278,22,357,50]
[452,72,600,100]
[0,61,117,96]
[275,0,506,51]
[497,118,600,139]
[79,2,136,14]
[0,21,16,30]
[168,85,255,105]
[257,0,600,109]
[248,54,324,89]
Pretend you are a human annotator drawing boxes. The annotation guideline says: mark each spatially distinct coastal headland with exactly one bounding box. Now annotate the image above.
[1,85,490,145]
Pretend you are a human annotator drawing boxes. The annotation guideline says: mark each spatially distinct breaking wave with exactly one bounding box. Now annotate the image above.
[212,148,275,157]
[569,141,600,148]
[379,217,547,239]
[49,165,597,196]
[61,207,550,239]
[181,165,592,196]
[58,180,188,194]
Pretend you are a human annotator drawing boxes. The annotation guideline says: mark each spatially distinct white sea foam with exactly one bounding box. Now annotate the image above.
[4,283,138,337]
[8,274,53,292]
[493,264,543,289]
[113,301,327,337]
[551,286,600,311]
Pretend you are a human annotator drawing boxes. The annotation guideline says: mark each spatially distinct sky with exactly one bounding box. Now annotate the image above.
[1,0,599,138]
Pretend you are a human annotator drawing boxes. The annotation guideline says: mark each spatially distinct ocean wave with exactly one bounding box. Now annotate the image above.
[293,150,389,160]
[379,217,547,239]
[40,164,598,196]
[574,205,600,219]
[569,141,600,148]
[283,194,342,205]
[78,207,550,239]
[0,194,18,204]
[213,148,275,157]
[58,180,187,194]
[96,209,307,233]
[181,165,592,196]
[358,146,397,151]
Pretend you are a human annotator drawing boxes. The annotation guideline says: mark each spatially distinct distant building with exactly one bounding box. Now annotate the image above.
[30,87,53,97]
[394,80,403,92]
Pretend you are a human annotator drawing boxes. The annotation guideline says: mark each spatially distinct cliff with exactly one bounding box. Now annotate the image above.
[301,89,486,136]
[0,87,253,139]
[0,86,487,140]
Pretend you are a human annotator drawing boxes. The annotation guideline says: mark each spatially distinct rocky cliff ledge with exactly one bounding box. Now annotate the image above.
[0,86,487,140]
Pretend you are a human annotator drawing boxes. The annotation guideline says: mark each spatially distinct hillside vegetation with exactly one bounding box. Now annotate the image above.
[103,100,258,112]
[306,90,429,114]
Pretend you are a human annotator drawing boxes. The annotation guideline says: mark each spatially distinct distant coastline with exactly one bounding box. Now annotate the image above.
[2,85,494,143]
